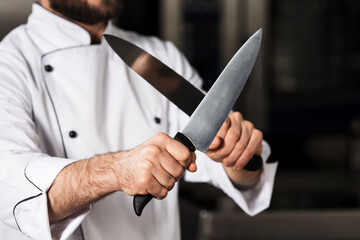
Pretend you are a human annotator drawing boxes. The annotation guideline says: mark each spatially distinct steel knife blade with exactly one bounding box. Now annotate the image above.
[104,29,263,216]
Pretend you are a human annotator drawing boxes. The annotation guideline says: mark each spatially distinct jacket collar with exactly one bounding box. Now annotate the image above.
[26,3,113,54]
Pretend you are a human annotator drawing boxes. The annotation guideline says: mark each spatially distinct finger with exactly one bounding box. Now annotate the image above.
[136,160,168,199]
[207,113,239,152]
[146,176,169,200]
[158,151,186,181]
[232,129,263,171]
[222,120,252,167]
[208,135,222,150]
[165,136,195,170]
[152,165,177,191]
[209,115,241,160]
[186,152,197,173]
[146,150,180,190]
[216,117,231,140]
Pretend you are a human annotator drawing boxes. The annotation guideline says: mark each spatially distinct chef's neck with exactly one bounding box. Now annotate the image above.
[41,1,106,44]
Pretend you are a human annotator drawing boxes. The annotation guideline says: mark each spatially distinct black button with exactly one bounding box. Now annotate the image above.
[44,65,53,72]
[154,117,161,124]
[69,131,77,138]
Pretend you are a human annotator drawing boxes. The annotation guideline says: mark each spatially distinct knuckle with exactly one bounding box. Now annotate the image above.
[138,174,150,186]
[254,129,263,139]
[223,158,234,167]
[141,160,153,172]
[235,141,246,153]
[233,111,243,120]
[137,164,153,186]
[228,131,240,143]
[173,165,184,179]
[167,178,176,190]
[245,121,254,130]
[142,145,161,159]
[211,149,226,161]
[242,149,254,161]
[210,151,223,162]
[155,132,167,140]
[178,150,191,162]
[157,188,168,199]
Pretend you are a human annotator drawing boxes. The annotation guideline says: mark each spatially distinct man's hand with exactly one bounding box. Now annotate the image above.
[206,112,263,188]
[47,133,196,223]
[113,132,197,199]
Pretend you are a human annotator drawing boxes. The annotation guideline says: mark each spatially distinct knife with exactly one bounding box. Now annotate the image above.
[104,29,263,216]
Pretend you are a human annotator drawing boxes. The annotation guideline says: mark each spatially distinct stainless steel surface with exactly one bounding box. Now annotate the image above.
[103,34,204,116]
[181,29,262,152]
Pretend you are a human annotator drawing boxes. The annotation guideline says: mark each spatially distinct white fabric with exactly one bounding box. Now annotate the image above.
[0,4,278,240]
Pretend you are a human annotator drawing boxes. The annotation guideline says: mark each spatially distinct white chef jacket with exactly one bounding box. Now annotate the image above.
[0,4,278,240]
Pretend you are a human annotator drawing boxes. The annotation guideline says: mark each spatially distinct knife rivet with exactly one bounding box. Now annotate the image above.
[69,130,77,138]
[44,65,53,72]
[154,117,161,124]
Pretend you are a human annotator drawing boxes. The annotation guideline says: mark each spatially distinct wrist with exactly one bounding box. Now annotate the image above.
[47,153,124,224]
[85,152,122,195]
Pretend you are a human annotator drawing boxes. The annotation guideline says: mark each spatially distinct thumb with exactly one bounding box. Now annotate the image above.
[208,135,222,150]
[186,152,197,172]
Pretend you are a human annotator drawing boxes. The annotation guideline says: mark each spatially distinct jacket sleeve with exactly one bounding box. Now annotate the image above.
[0,48,88,239]
[162,40,278,216]
[184,142,278,216]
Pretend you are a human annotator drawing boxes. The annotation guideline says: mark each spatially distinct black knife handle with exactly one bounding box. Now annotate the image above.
[133,194,152,216]
[173,132,196,152]
[133,133,262,216]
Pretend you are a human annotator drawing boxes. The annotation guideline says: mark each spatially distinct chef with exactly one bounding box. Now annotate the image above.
[0,0,278,239]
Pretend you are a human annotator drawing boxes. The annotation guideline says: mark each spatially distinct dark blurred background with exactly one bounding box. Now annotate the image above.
[2,0,360,239]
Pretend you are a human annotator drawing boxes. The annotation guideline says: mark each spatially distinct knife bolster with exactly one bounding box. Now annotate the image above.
[174,132,196,152]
